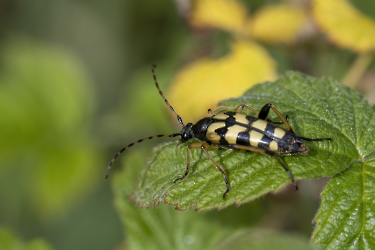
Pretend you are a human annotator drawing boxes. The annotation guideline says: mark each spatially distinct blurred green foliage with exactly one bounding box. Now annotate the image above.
[0,37,99,218]
[1,0,375,250]
[0,227,54,250]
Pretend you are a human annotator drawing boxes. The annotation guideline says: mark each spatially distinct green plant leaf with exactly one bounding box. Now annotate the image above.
[113,150,313,250]
[0,227,54,250]
[0,37,100,220]
[311,161,374,249]
[213,229,312,250]
[128,71,374,248]
[113,151,229,250]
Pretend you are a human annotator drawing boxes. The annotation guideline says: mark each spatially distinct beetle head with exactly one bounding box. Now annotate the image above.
[180,123,193,142]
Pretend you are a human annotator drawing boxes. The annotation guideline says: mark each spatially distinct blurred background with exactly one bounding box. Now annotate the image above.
[1,0,375,249]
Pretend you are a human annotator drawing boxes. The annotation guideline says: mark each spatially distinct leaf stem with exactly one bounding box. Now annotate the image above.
[341,53,373,88]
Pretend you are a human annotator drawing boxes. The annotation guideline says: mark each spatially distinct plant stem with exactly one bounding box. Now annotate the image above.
[341,53,373,88]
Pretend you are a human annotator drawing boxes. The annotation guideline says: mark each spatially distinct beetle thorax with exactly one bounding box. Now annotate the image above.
[180,117,213,142]
[191,117,213,141]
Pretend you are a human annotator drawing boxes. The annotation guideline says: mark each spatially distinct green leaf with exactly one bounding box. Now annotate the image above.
[311,158,375,249]
[113,151,229,250]
[0,227,54,250]
[113,151,313,250]
[0,37,100,220]
[213,229,312,250]
[128,72,374,248]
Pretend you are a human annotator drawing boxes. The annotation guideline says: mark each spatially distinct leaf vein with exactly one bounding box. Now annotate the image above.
[317,165,358,238]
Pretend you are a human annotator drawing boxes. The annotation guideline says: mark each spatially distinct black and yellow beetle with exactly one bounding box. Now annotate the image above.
[106,66,331,199]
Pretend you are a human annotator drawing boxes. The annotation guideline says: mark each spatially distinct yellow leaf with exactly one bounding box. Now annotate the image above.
[250,4,307,44]
[168,41,277,123]
[313,0,375,53]
[190,0,248,33]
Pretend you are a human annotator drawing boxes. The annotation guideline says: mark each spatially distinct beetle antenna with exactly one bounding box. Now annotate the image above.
[152,64,184,127]
[106,133,180,179]
[299,137,331,141]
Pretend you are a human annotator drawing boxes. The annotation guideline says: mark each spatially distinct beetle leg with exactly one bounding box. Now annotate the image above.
[174,142,230,199]
[234,104,282,124]
[258,103,294,133]
[229,144,267,154]
[235,104,259,116]
[267,115,288,125]
[228,145,298,190]
[272,155,298,190]
[207,109,213,117]
[174,143,195,183]
[200,144,230,199]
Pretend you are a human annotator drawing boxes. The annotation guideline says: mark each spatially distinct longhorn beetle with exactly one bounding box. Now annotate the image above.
[106,65,331,199]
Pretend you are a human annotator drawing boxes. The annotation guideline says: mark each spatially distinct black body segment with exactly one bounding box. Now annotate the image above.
[236,132,250,145]
[106,66,331,200]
